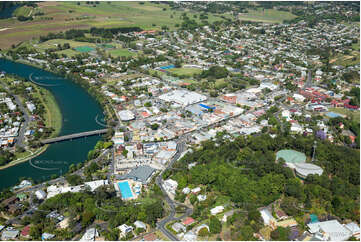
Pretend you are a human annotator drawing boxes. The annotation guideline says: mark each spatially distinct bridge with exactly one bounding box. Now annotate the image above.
[41,129,108,144]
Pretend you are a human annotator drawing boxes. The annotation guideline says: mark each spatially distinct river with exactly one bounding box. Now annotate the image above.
[0,58,105,190]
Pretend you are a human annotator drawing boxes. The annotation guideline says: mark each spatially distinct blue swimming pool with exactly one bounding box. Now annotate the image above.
[159,64,175,70]
[118,181,134,199]
[326,112,342,118]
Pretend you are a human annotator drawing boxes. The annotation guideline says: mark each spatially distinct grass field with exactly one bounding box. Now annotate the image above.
[328,107,360,123]
[0,1,232,49]
[33,86,62,138]
[13,6,33,17]
[238,8,297,23]
[108,48,135,58]
[168,67,202,76]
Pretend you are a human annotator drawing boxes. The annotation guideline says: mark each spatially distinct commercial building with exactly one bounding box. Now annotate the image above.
[159,90,207,107]
[307,220,353,241]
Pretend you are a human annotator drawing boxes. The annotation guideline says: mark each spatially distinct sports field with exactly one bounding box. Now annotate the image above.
[168,68,202,76]
[238,8,297,23]
[0,1,232,49]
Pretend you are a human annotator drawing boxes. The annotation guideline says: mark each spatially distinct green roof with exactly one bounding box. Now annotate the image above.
[276,149,306,163]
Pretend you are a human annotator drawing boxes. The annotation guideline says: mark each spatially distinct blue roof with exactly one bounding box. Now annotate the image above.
[199,104,215,110]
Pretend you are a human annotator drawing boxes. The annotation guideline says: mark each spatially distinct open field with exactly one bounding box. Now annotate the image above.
[0,1,232,49]
[238,8,297,23]
[168,67,202,76]
[108,48,135,58]
[12,6,33,17]
[328,107,360,122]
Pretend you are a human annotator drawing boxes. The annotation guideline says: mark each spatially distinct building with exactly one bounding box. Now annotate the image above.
[345,222,360,239]
[35,190,47,200]
[182,217,195,226]
[1,229,19,240]
[41,232,55,240]
[118,224,133,237]
[118,110,135,121]
[260,208,276,227]
[210,205,224,215]
[163,179,178,195]
[159,90,207,107]
[172,222,186,233]
[84,180,109,192]
[294,162,323,179]
[195,224,210,235]
[20,225,30,238]
[116,166,156,184]
[80,228,99,241]
[134,221,147,230]
[183,231,197,241]
[307,220,353,241]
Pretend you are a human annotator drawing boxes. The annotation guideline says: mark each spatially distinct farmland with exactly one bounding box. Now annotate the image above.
[238,8,297,23]
[0,1,232,49]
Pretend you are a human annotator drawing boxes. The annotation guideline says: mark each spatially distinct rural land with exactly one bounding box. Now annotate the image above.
[0,1,360,242]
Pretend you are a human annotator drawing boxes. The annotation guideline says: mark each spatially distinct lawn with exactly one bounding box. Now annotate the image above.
[35,39,97,51]
[107,48,135,58]
[238,8,297,23]
[0,1,233,49]
[328,107,360,123]
[168,68,202,76]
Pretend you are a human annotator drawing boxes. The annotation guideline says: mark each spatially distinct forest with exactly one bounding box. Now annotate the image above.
[165,131,359,238]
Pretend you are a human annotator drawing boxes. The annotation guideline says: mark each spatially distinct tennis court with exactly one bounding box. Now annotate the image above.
[74,46,95,52]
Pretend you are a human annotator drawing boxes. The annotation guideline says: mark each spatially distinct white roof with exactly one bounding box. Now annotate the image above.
[260,208,275,225]
[80,228,99,241]
[307,220,352,241]
[345,222,360,235]
[294,163,323,177]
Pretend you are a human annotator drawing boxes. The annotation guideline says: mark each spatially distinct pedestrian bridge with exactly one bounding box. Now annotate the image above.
[41,129,108,144]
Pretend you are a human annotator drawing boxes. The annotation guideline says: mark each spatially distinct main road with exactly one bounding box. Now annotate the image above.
[155,141,193,241]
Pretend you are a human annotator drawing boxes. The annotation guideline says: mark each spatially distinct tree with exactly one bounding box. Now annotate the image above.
[209,216,222,234]
[65,174,83,186]
[270,227,290,241]
[198,227,209,237]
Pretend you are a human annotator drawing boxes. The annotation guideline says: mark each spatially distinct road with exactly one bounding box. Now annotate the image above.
[6,149,111,225]
[0,81,30,148]
[155,141,193,241]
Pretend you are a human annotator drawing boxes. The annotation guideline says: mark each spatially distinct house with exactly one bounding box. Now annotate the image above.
[163,179,178,195]
[134,221,147,231]
[183,231,197,241]
[20,225,31,238]
[171,222,186,233]
[118,224,133,237]
[307,220,352,241]
[275,209,288,220]
[260,208,276,227]
[191,187,201,194]
[210,205,224,215]
[182,187,190,194]
[80,228,99,241]
[41,232,55,240]
[1,229,20,240]
[344,222,360,239]
[197,194,207,202]
[35,190,47,200]
[182,217,195,226]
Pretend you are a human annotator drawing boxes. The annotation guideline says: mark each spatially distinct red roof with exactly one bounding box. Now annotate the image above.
[182,217,195,226]
[21,225,30,237]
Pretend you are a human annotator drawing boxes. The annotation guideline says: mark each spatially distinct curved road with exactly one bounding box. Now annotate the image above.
[155,141,193,241]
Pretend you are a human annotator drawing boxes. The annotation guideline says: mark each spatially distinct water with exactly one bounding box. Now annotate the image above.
[0,58,105,190]
[0,4,19,19]
[118,181,134,199]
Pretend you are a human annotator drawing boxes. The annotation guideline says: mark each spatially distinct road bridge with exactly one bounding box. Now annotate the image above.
[41,129,108,144]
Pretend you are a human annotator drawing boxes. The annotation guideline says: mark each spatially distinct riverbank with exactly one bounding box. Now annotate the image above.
[0,145,48,170]
[0,74,62,170]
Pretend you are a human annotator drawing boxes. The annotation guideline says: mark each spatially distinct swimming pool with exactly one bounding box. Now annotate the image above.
[159,64,175,70]
[326,112,342,118]
[118,181,134,199]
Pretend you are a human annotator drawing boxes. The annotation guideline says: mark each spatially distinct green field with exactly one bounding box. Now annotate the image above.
[0,1,232,49]
[108,48,135,58]
[13,6,33,17]
[168,67,202,76]
[328,107,360,123]
[238,8,297,23]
